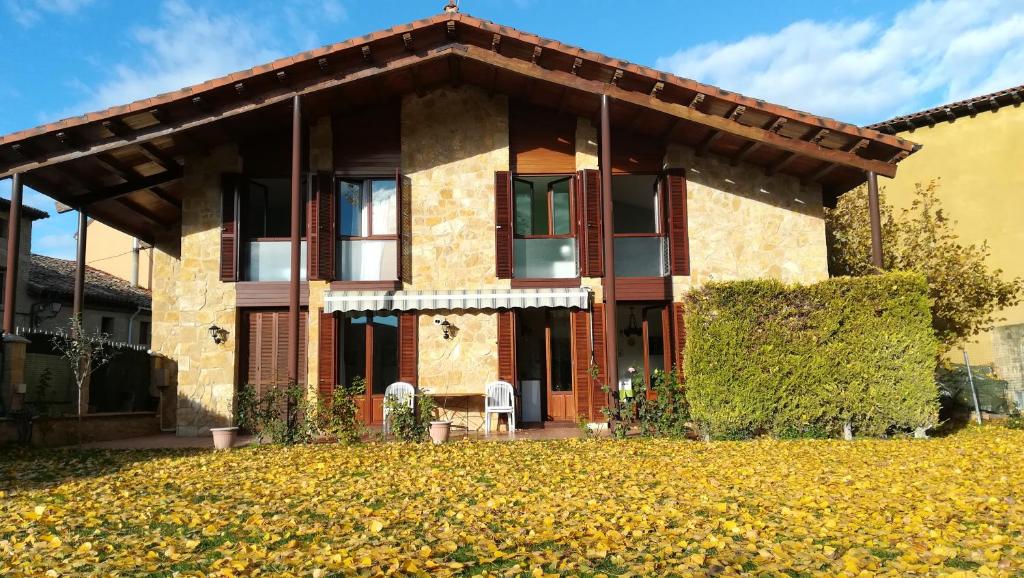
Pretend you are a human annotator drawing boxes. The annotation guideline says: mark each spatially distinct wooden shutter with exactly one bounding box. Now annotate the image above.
[220,174,240,281]
[591,303,609,420]
[497,310,516,383]
[395,169,404,283]
[571,310,592,421]
[494,171,513,279]
[318,309,337,397]
[578,169,604,277]
[672,301,686,377]
[309,172,335,280]
[666,169,690,276]
[510,101,576,174]
[398,312,418,385]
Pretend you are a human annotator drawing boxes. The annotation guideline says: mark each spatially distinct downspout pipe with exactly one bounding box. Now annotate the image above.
[127,306,150,345]
[600,94,619,404]
[130,238,140,287]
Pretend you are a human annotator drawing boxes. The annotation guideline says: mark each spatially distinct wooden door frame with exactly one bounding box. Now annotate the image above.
[636,303,672,399]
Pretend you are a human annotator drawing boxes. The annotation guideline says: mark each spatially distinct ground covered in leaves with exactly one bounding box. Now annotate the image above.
[2,428,1023,577]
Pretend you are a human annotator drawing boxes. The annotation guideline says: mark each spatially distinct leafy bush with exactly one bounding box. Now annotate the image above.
[385,392,436,442]
[235,383,317,445]
[600,369,691,439]
[685,272,939,439]
[317,377,366,444]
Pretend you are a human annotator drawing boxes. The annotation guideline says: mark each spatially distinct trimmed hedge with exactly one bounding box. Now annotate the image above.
[685,272,939,438]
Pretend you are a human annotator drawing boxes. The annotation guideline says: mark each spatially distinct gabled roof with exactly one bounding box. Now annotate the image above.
[0,10,919,241]
[867,84,1024,134]
[28,253,151,310]
[0,197,49,221]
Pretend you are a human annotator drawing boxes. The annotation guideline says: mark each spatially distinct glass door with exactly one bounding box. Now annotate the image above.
[515,309,576,422]
[338,312,398,424]
[615,303,671,399]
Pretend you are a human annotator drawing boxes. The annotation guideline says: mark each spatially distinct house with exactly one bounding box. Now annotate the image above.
[27,253,152,344]
[867,85,1024,409]
[0,197,49,329]
[83,219,154,292]
[0,8,918,436]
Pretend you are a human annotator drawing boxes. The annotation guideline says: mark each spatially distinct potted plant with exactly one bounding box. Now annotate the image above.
[424,390,451,444]
[210,426,238,450]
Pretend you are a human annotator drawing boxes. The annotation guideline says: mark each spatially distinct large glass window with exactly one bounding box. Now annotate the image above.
[337,178,399,282]
[240,177,307,281]
[513,175,577,279]
[612,174,667,277]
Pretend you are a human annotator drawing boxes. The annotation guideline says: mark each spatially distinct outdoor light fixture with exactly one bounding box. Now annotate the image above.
[434,318,453,340]
[208,324,228,344]
[621,308,642,346]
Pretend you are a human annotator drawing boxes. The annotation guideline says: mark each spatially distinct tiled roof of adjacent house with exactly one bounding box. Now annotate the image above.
[867,84,1024,134]
[0,197,49,221]
[28,253,151,310]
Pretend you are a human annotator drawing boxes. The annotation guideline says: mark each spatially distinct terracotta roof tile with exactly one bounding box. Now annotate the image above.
[28,253,151,310]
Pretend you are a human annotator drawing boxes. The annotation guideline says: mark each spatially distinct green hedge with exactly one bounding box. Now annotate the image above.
[684,272,939,438]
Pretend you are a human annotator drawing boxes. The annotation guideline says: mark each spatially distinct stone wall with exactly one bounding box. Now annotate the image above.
[152,144,240,436]
[665,144,828,299]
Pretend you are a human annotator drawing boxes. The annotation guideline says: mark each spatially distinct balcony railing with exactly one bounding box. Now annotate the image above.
[244,240,307,281]
[514,238,577,279]
[614,236,668,277]
[338,239,399,281]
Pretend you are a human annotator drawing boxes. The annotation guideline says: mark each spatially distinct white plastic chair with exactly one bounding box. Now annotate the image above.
[484,381,516,435]
[383,381,415,434]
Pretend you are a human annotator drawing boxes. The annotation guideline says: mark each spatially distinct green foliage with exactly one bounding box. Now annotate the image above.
[317,377,365,444]
[599,369,691,439]
[385,392,436,443]
[235,383,318,445]
[685,273,940,439]
[826,180,1022,353]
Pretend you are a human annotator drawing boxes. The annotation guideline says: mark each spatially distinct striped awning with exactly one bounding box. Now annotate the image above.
[324,287,592,313]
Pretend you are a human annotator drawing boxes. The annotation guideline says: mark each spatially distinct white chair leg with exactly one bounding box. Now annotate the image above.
[484,412,490,435]
[509,411,515,434]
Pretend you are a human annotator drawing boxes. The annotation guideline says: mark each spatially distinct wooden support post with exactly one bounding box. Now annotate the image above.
[600,94,618,401]
[288,95,302,385]
[3,174,23,334]
[73,209,88,326]
[867,171,883,269]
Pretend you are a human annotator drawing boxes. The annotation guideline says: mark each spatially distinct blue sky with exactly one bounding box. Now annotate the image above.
[2,0,1022,259]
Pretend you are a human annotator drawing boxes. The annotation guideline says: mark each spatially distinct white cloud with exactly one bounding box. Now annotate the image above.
[654,0,1024,124]
[34,232,77,259]
[4,0,94,27]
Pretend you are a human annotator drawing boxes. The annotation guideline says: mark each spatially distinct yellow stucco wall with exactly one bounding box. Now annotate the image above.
[883,105,1024,368]
[85,221,153,291]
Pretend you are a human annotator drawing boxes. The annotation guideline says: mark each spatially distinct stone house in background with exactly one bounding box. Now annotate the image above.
[0,8,918,436]
[867,85,1024,410]
[0,197,49,329]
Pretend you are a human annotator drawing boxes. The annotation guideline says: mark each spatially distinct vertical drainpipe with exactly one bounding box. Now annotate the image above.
[73,210,88,331]
[3,173,24,334]
[866,171,883,269]
[288,94,302,385]
[600,94,619,401]
[130,237,140,287]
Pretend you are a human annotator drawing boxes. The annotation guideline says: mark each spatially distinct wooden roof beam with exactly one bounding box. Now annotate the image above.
[75,168,183,206]
[116,196,175,228]
[136,142,180,172]
[92,153,182,209]
[807,139,869,183]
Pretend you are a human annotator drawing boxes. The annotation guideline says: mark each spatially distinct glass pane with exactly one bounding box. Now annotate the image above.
[338,239,398,281]
[340,315,367,392]
[614,237,667,277]
[646,308,666,380]
[244,240,307,281]
[612,175,659,234]
[552,179,572,235]
[549,310,573,392]
[513,238,576,279]
[616,305,643,392]
[371,179,397,235]
[371,315,399,395]
[338,180,364,237]
[514,178,551,236]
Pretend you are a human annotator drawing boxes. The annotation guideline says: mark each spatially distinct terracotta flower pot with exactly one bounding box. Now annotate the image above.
[429,421,452,445]
[211,427,239,450]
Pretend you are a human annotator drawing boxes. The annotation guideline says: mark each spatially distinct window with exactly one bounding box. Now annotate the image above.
[612,174,668,277]
[101,316,115,336]
[338,312,399,422]
[0,268,5,306]
[337,178,399,282]
[512,175,577,279]
[138,321,151,346]
[240,177,308,281]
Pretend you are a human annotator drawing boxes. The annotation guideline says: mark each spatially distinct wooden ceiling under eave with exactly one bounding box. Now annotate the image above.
[0,12,918,242]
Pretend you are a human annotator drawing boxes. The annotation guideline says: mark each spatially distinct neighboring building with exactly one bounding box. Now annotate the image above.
[84,220,153,291]
[27,254,152,345]
[0,9,918,435]
[868,85,1024,408]
[0,197,49,329]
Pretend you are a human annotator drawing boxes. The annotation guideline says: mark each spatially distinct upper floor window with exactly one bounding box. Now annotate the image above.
[512,175,577,279]
[240,177,307,281]
[612,174,668,277]
[337,178,399,282]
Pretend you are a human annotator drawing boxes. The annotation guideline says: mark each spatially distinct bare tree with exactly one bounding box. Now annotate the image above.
[52,316,117,446]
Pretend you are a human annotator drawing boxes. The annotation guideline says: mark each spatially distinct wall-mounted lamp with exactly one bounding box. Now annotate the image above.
[208,324,228,344]
[434,317,454,340]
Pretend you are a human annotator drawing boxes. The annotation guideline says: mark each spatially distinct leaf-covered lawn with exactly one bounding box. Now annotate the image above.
[2,428,1023,577]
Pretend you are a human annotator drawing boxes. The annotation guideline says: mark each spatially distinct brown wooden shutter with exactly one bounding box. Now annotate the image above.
[318,309,337,398]
[672,301,687,376]
[666,169,690,276]
[578,169,604,277]
[497,310,516,383]
[395,169,404,283]
[398,312,418,385]
[495,171,513,279]
[510,101,576,174]
[220,174,240,281]
[571,310,592,421]
[309,172,335,280]
[591,303,608,420]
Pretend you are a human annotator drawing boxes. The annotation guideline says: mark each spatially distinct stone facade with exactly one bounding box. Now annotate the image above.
[152,144,240,436]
